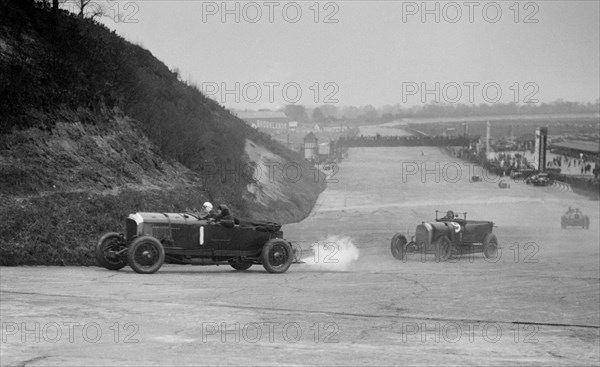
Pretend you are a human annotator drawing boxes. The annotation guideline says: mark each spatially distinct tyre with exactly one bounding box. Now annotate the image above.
[261,239,293,273]
[390,233,407,260]
[96,232,128,270]
[229,259,253,271]
[483,233,499,259]
[127,236,165,274]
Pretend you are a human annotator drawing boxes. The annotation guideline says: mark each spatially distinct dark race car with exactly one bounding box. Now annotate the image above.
[526,173,552,186]
[390,210,498,261]
[561,209,590,229]
[96,212,301,274]
[510,169,535,181]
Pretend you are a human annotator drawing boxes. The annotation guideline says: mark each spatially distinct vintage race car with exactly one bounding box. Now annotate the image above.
[498,179,510,189]
[510,169,535,181]
[561,209,590,229]
[391,210,498,261]
[96,212,300,274]
[526,173,551,186]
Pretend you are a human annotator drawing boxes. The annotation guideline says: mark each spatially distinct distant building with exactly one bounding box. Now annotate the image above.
[318,141,332,156]
[551,140,600,157]
[304,132,318,160]
[516,133,535,151]
[533,127,548,171]
[236,111,290,130]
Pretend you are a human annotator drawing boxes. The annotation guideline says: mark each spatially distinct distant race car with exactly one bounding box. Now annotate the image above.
[561,209,590,229]
[470,175,482,182]
[96,212,301,274]
[510,169,535,181]
[391,210,498,261]
[526,173,552,186]
[498,179,510,189]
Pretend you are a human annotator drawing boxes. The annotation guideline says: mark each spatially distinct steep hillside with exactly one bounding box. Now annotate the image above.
[0,1,325,265]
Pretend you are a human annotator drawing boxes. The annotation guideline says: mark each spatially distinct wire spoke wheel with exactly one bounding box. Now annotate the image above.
[127,236,165,274]
[96,232,128,270]
[261,239,293,273]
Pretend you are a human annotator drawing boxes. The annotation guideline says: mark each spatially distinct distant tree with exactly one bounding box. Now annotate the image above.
[318,104,339,119]
[359,104,379,122]
[312,107,325,122]
[284,104,309,123]
[72,0,108,19]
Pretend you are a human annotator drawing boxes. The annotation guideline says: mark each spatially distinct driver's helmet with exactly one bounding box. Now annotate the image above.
[202,202,213,212]
[445,210,455,219]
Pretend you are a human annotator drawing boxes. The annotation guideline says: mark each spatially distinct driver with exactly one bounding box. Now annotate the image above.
[198,202,213,218]
[213,204,235,228]
[442,210,455,220]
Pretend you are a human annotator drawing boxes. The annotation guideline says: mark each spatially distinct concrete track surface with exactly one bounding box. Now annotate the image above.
[1,147,599,366]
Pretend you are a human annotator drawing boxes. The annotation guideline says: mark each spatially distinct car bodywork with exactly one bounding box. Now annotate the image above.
[561,210,590,229]
[96,212,300,274]
[390,210,498,261]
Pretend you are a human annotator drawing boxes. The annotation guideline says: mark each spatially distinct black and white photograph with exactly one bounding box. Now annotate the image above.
[1,0,599,365]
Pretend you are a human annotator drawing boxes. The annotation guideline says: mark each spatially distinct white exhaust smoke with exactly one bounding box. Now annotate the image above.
[300,235,360,271]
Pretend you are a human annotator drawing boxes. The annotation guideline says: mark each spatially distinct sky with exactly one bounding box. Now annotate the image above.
[95,0,600,110]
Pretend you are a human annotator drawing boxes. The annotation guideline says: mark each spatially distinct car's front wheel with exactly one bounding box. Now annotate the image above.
[261,239,293,273]
[390,233,407,260]
[96,232,128,271]
[483,233,499,260]
[127,236,165,274]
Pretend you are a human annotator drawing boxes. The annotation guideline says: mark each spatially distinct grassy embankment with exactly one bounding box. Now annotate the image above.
[0,1,324,265]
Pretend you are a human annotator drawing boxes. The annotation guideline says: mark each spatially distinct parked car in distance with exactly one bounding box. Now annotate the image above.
[526,173,552,186]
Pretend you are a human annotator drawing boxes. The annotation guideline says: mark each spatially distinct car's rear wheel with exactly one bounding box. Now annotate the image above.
[229,259,253,271]
[390,233,407,260]
[127,236,165,274]
[483,233,499,259]
[261,239,293,273]
[96,232,128,270]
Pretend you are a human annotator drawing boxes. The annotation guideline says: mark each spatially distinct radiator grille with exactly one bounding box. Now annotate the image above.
[126,218,137,240]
